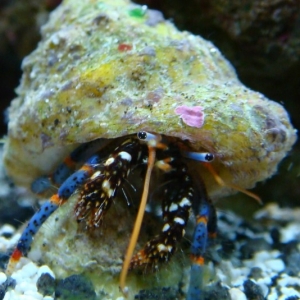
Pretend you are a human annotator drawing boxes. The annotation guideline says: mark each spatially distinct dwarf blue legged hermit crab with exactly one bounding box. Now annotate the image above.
[6,131,217,299]
[3,0,296,299]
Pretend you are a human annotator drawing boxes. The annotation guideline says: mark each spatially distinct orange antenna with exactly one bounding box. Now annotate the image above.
[181,149,261,204]
[203,162,262,204]
[119,132,161,296]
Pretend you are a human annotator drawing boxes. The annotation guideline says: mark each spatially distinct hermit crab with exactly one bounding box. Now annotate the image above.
[3,0,296,299]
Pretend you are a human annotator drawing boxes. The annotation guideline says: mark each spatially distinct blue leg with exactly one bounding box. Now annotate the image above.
[7,137,145,274]
[31,138,108,195]
[187,182,216,300]
[52,138,109,185]
[6,154,101,274]
[57,154,101,199]
[6,194,60,274]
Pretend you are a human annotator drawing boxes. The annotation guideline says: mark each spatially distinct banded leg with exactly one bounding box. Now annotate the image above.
[31,138,110,195]
[7,136,147,274]
[6,153,102,274]
[130,142,193,268]
[187,180,217,300]
[6,195,60,274]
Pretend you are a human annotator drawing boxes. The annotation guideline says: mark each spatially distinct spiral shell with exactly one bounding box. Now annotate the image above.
[3,0,296,197]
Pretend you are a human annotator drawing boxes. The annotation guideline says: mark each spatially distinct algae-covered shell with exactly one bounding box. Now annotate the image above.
[3,0,296,197]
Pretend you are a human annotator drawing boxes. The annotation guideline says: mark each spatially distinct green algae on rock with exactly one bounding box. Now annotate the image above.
[2,0,297,298]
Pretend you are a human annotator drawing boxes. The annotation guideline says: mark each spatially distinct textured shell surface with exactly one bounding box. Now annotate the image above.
[3,0,297,197]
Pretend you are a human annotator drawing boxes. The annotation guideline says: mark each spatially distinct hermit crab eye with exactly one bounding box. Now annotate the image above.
[182,151,214,162]
[204,153,214,162]
[137,131,161,144]
[137,131,148,140]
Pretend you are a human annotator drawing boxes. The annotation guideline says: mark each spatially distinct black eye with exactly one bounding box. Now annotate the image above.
[137,131,147,140]
[205,153,214,162]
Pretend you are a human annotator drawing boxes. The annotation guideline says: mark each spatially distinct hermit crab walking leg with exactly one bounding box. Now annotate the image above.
[120,134,217,296]
[31,138,110,195]
[6,134,148,274]
[187,178,217,300]
[130,141,195,269]
[6,151,104,274]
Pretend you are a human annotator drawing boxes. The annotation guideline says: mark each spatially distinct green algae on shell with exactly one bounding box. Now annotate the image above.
[4,0,296,198]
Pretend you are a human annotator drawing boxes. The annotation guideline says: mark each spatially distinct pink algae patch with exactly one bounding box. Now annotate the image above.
[174,105,205,128]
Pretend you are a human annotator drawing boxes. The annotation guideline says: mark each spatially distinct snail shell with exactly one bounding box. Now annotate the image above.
[4,0,296,197]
